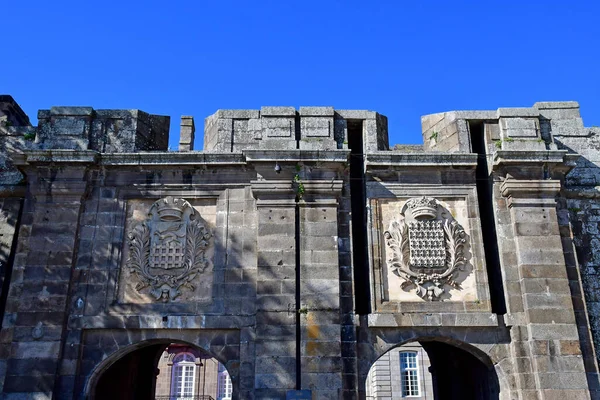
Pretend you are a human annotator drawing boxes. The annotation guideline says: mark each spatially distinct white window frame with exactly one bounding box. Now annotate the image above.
[171,352,196,399]
[217,363,233,400]
[400,351,420,397]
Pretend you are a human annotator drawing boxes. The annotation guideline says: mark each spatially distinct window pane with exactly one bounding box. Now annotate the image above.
[400,351,420,397]
[172,354,196,398]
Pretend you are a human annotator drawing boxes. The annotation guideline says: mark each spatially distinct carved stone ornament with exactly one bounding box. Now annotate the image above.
[384,197,467,301]
[126,196,212,302]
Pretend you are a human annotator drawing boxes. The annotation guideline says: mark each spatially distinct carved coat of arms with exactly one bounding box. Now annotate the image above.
[384,197,467,301]
[126,196,212,302]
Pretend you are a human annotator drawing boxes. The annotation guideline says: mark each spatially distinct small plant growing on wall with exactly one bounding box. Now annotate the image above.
[23,132,35,141]
[293,173,305,199]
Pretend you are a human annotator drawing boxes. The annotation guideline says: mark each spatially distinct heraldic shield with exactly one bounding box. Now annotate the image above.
[126,196,212,302]
[384,197,467,301]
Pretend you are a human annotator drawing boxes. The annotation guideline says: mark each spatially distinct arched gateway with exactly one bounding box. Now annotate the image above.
[86,339,234,400]
[364,338,502,400]
[0,99,597,398]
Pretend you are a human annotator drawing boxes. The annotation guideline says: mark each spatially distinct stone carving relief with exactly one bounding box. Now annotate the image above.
[126,196,212,302]
[384,197,467,301]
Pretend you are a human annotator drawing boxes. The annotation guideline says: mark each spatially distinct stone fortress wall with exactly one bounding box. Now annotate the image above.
[0,95,598,399]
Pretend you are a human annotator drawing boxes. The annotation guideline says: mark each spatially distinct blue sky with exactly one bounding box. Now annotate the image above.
[3,1,599,149]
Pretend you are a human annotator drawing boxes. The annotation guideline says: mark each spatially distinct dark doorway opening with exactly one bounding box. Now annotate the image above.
[95,343,164,400]
[91,341,231,400]
[422,341,500,400]
[365,340,500,400]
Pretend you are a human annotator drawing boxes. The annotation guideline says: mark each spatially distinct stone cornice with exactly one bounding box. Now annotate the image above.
[493,150,570,168]
[251,179,343,196]
[366,152,478,168]
[11,149,99,165]
[10,149,350,167]
[99,152,247,166]
[251,179,344,206]
[250,180,296,196]
[367,312,500,327]
[500,179,562,199]
[300,180,344,195]
[243,149,349,163]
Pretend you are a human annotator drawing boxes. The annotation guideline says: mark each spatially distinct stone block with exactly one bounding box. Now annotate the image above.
[261,117,294,138]
[538,372,589,389]
[255,341,296,357]
[559,340,583,355]
[500,117,539,139]
[301,116,333,138]
[11,341,61,359]
[529,324,579,340]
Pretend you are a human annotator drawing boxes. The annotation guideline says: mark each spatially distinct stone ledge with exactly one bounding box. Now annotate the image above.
[501,179,562,199]
[367,312,499,327]
[100,152,247,166]
[11,150,252,166]
[366,152,478,167]
[70,314,255,329]
[11,149,99,165]
[244,149,349,163]
[493,150,569,167]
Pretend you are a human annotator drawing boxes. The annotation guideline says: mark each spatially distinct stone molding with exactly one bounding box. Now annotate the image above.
[10,149,99,165]
[251,179,343,207]
[243,149,349,163]
[367,312,499,327]
[492,150,569,167]
[366,152,478,167]
[500,179,561,200]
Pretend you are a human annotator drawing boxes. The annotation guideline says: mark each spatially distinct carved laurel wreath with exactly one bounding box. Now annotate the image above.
[127,219,211,301]
[384,211,467,301]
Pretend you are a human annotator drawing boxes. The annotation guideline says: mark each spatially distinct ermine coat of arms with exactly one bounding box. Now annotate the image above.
[384,197,467,301]
[126,196,212,302]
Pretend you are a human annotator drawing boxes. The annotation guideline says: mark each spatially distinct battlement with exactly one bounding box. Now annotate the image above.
[203,106,388,152]
[420,101,585,153]
[0,97,591,156]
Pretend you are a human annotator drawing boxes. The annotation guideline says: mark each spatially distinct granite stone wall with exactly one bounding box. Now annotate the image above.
[0,99,598,399]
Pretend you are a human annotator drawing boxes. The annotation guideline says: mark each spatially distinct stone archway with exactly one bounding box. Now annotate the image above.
[86,339,234,400]
[364,338,502,400]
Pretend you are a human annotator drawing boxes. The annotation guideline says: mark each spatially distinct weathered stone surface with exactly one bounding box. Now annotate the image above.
[1,98,600,399]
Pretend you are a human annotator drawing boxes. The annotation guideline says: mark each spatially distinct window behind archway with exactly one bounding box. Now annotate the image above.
[217,362,232,399]
[171,352,196,399]
[400,351,420,397]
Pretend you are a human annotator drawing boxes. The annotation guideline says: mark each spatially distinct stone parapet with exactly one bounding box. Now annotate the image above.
[35,107,170,151]
[421,101,588,154]
[203,107,388,153]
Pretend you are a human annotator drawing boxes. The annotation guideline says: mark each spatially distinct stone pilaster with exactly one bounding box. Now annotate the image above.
[0,160,90,397]
[502,179,590,399]
[251,180,297,398]
[299,181,343,399]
